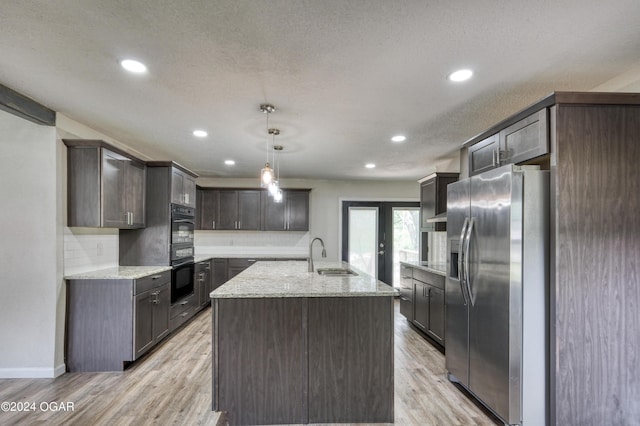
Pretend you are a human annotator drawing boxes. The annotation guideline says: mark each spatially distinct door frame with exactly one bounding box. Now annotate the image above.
[340,199,419,285]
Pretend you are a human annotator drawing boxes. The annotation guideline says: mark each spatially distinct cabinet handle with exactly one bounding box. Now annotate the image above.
[180,312,189,318]
[238,220,241,229]
[185,193,189,204]
[180,300,189,305]
[212,220,215,229]
[151,275,162,280]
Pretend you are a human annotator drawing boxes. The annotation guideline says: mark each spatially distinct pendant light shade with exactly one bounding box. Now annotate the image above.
[260,163,274,187]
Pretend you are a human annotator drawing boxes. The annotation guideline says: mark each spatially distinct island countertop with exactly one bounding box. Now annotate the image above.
[210,260,397,298]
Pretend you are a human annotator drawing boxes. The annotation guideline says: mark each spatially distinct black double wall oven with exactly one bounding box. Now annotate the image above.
[170,204,195,303]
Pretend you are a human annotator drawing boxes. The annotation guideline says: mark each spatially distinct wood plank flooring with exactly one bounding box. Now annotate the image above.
[0,300,497,425]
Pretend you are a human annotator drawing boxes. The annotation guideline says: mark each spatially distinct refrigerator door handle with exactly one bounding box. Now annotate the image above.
[464,217,476,306]
[458,217,470,305]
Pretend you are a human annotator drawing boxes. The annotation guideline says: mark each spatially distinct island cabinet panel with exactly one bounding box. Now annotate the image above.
[213,298,308,425]
[308,297,394,424]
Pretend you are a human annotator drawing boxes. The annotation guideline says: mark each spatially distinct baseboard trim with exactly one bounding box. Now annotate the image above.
[0,363,66,379]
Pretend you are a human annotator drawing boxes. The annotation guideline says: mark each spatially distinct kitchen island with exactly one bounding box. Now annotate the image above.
[210,260,396,425]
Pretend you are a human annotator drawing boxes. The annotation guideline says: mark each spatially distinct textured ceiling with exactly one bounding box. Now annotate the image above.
[2,0,640,180]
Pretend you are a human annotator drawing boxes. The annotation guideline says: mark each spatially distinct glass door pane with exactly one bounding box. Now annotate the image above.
[348,207,379,278]
[392,207,419,287]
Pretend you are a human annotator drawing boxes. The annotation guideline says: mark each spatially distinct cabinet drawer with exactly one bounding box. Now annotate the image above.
[169,306,195,331]
[400,265,413,280]
[170,294,195,319]
[135,270,171,295]
[412,268,445,290]
[399,285,413,302]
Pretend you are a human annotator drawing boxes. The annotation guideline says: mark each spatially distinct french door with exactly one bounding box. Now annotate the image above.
[341,201,419,286]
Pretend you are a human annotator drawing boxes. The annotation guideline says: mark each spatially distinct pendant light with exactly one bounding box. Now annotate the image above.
[259,104,275,187]
[272,145,283,203]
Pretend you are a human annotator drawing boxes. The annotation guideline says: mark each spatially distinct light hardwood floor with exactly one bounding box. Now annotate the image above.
[0,300,497,425]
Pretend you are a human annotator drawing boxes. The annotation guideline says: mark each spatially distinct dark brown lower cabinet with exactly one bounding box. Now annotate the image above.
[66,270,171,372]
[194,259,212,311]
[212,296,394,425]
[405,265,446,347]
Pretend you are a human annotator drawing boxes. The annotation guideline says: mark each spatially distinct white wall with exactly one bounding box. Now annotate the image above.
[196,177,420,261]
[0,110,60,378]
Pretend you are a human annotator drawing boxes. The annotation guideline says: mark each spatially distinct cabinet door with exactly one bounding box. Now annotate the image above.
[468,133,500,176]
[413,281,428,331]
[237,190,261,230]
[134,291,154,359]
[171,168,184,205]
[286,190,310,231]
[127,160,146,228]
[200,190,220,230]
[218,191,238,229]
[420,178,436,230]
[262,191,287,230]
[427,285,445,345]
[152,283,171,342]
[102,150,127,227]
[183,175,196,208]
[499,109,548,165]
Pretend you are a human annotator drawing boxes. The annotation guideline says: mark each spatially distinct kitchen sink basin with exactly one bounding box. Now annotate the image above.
[316,267,358,276]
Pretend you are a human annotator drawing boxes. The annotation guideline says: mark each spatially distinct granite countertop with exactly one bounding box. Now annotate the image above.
[194,255,215,263]
[400,260,447,276]
[65,265,172,280]
[211,260,397,299]
[196,253,307,260]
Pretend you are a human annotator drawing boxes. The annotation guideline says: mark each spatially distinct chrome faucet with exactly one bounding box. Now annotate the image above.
[308,237,327,272]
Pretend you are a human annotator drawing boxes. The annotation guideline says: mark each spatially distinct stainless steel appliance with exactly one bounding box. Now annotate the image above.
[446,164,548,425]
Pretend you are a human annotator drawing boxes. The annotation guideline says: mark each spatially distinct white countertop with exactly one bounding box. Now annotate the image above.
[210,260,397,298]
[65,265,172,280]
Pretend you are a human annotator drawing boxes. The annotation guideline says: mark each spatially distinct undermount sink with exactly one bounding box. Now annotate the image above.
[316,267,358,276]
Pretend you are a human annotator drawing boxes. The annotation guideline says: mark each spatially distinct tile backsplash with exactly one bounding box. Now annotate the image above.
[195,231,309,257]
[63,227,119,275]
[63,228,309,275]
[427,231,447,265]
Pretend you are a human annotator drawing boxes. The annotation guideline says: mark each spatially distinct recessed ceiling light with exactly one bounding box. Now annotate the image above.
[365,163,376,169]
[448,69,473,82]
[391,135,406,143]
[224,160,236,166]
[192,130,208,138]
[120,59,147,73]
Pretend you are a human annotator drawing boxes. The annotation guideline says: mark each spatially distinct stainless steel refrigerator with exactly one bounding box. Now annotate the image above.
[446,164,548,425]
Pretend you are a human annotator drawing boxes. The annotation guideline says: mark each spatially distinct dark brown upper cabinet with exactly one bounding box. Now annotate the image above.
[419,172,458,232]
[468,109,549,176]
[170,167,196,208]
[201,189,261,230]
[198,187,310,231]
[262,189,310,231]
[64,139,146,228]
